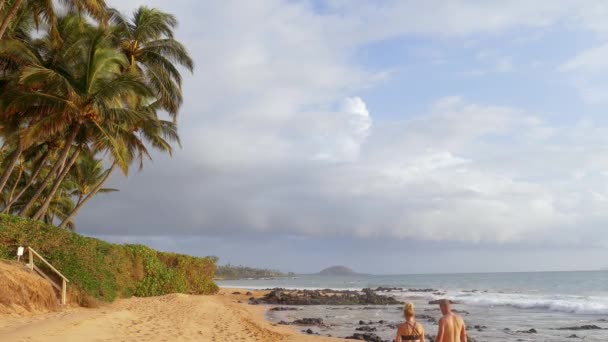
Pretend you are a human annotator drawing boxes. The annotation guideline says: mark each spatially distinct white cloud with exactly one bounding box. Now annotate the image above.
[78,0,608,248]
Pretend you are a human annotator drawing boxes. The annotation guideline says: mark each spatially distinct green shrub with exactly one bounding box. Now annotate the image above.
[0,214,218,302]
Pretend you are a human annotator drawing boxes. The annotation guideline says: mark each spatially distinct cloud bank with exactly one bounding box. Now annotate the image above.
[79,1,608,248]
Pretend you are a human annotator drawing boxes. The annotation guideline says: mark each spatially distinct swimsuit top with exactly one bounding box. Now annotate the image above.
[401,321,421,341]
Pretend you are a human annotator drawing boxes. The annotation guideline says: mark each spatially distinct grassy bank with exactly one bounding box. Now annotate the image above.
[0,214,218,305]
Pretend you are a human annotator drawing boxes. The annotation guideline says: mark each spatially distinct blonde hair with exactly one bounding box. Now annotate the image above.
[403,302,415,317]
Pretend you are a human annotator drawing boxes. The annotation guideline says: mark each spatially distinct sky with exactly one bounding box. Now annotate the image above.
[80,0,608,274]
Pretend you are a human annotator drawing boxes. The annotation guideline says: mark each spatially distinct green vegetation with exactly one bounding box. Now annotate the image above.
[0,214,218,304]
[216,264,295,280]
[0,1,191,230]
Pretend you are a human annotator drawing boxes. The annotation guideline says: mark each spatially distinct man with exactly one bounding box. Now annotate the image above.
[435,299,467,342]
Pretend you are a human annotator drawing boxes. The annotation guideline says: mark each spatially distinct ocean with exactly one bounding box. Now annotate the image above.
[218,271,608,341]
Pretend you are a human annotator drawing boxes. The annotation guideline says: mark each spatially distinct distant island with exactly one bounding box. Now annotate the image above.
[215,264,295,280]
[318,265,361,276]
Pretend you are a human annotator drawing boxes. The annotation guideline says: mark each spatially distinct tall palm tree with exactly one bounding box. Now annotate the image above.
[0,0,109,39]
[58,152,117,229]
[110,6,193,118]
[1,142,53,213]
[0,15,152,219]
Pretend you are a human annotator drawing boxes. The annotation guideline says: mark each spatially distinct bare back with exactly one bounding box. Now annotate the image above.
[437,314,466,342]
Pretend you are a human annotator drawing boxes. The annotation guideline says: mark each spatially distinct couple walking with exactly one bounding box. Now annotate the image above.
[395,299,467,342]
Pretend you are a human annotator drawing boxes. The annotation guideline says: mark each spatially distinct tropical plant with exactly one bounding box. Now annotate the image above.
[0,0,109,39]
[110,6,194,117]
[0,4,190,230]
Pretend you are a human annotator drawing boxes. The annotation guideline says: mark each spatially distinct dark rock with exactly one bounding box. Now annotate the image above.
[408,288,438,292]
[269,307,300,311]
[245,291,253,296]
[568,334,580,338]
[453,309,470,315]
[375,286,403,292]
[557,325,603,330]
[343,332,384,342]
[517,328,537,334]
[355,326,377,332]
[417,314,437,323]
[232,291,241,295]
[256,288,402,305]
[291,318,325,326]
[428,299,460,305]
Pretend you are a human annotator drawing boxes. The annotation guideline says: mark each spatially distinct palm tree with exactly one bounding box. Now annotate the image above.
[0,15,152,219]
[110,6,193,118]
[1,6,188,230]
[0,0,109,39]
[1,143,53,213]
[58,152,117,229]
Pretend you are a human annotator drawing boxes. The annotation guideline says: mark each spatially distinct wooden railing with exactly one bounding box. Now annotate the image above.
[27,247,69,305]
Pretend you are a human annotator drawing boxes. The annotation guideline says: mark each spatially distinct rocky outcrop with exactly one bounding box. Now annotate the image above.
[556,325,604,330]
[344,332,386,342]
[251,288,402,305]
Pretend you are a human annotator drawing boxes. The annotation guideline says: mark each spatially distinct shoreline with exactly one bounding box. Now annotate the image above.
[0,288,340,342]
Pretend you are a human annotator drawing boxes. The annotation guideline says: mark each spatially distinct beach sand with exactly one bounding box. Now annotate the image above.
[0,289,341,342]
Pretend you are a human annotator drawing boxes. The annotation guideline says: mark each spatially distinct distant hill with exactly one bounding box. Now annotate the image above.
[215,264,294,280]
[318,265,358,276]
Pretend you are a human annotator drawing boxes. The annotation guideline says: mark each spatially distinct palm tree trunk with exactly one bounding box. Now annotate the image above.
[59,163,116,229]
[0,140,23,194]
[32,148,80,220]
[0,0,24,39]
[19,125,80,217]
[2,150,50,213]
[6,163,23,206]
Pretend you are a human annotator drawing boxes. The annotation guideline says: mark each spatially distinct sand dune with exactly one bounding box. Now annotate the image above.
[0,289,340,342]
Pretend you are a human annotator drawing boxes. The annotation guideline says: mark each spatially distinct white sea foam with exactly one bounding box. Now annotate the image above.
[453,292,608,315]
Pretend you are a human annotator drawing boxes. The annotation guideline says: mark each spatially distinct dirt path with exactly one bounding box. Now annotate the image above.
[0,290,341,342]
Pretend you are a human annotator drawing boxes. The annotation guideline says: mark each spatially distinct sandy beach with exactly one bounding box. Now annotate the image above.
[0,289,340,342]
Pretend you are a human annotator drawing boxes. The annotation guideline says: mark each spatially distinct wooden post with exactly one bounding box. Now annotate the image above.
[28,248,33,270]
[61,279,67,305]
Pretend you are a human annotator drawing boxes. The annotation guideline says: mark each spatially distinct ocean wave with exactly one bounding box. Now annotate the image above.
[453,292,608,315]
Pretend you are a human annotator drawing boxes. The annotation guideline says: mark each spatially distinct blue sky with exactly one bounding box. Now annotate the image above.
[81,0,608,274]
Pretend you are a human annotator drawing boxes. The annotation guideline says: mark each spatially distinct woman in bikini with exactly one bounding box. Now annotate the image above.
[395,302,425,342]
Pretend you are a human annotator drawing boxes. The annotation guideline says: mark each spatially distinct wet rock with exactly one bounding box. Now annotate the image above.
[428,299,460,305]
[417,314,437,323]
[407,288,438,292]
[269,307,300,311]
[557,325,603,330]
[302,329,319,335]
[375,286,403,292]
[517,328,537,334]
[355,326,377,332]
[343,332,385,342]
[453,309,470,315]
[291,318,325,326]
[256,288,402,305]
[568,334,580,338]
